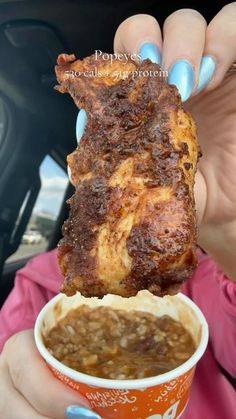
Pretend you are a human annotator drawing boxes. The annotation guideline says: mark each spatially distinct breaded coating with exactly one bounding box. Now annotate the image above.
[55,53,200,297]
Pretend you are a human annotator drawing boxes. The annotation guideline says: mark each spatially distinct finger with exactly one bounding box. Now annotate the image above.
[114,14,162,64]
[199,2,236,91]
[162,9,206,101]
[0,358,51,419]
[6,331,91,419]
[76,109,87,144]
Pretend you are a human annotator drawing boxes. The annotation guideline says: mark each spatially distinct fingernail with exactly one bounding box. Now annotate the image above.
[66,405,101,419]
[67,165,72,180]
[76,109,87,143]
[197,55,216,92]
[139,42,162,64]
[168,59,195,102]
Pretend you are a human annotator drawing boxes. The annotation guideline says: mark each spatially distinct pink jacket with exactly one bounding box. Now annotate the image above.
[0,249,235,419]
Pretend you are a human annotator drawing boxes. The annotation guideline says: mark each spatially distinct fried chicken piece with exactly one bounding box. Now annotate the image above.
[55,53,200,297]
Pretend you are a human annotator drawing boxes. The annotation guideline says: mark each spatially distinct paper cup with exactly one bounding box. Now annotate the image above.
[34,291,208,419]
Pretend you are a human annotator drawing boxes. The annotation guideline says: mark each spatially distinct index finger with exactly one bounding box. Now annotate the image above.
[6,330,90,419]
[114,14,162,63]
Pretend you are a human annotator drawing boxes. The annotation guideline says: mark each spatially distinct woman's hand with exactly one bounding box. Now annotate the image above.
[75,5,236,278]
[186,67,236,280]
[0,330,100,419]
[112,5,236,280]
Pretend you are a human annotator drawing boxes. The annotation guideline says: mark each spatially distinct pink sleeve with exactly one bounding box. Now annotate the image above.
[182,250,236,378]
[0,250,61,352]
[211,271,236,377]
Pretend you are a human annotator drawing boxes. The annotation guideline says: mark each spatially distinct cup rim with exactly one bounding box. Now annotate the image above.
[34,292,208,390]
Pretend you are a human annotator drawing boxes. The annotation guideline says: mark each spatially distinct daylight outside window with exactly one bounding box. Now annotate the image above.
[7,155,68,263]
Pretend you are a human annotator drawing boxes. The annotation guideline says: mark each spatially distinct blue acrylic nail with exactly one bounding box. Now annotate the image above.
[139,42,162,64]
[168,59,195,102]
[76,109,87,144]
[66,405,101,419]
[198,55,216,92]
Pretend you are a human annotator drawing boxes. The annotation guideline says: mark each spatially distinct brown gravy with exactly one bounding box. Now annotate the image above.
[44,305,195,379]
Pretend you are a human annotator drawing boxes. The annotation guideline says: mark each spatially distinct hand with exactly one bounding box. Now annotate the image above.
[186,65,236,280]
[74,5,236,279]
[0,330,100,419]
[113,7,236,279]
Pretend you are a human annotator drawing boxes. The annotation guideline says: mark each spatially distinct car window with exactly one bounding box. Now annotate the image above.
[6,155,68,263]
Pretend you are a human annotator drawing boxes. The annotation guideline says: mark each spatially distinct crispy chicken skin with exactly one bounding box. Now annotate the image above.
[55,53,200,297]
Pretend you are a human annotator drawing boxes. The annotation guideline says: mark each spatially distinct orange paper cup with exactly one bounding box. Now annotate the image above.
[34,291,208,419]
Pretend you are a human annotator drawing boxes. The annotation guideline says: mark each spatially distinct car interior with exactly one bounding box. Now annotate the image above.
[1,0,236,393]
[0,0,228,308]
